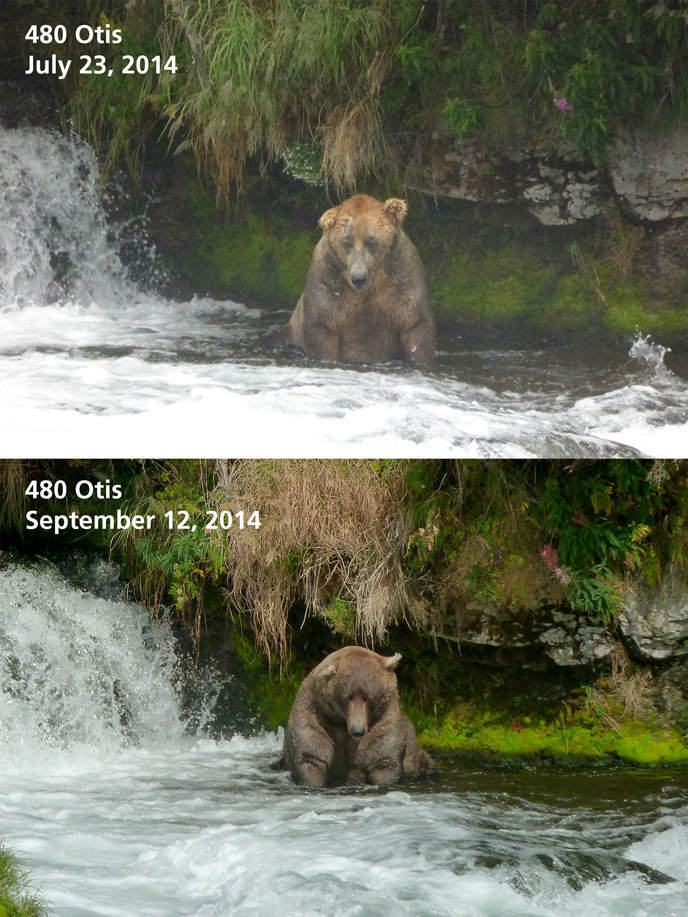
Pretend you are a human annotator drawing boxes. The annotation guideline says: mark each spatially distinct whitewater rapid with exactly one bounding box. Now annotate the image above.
[1,555,688,916]
[1,123,688,457]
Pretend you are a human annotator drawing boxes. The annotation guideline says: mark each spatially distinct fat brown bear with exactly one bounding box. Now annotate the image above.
[274,194,436,364]
[281,646,435,787]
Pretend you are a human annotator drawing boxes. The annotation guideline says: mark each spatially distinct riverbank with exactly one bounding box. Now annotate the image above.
[4,0,688,351]
[2,458,688,768]
[232,629,688,769]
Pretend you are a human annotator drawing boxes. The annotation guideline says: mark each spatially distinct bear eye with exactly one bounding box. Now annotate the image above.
[365,238,378,251]
[341,237,353,251]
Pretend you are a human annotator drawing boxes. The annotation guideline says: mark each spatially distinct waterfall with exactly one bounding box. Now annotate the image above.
[0,554,185,763]
[0,124,136,311]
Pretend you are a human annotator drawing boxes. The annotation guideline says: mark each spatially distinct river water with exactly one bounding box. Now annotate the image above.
[1,555,687,916]
[2,123,688,458]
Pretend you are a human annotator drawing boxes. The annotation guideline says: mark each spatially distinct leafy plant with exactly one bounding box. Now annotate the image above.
[536,461,664,620]
[26,0,685,192]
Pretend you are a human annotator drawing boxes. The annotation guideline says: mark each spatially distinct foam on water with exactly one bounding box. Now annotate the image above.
[3,740,688,917]
[2,123,688,456]
[1,556,688,916]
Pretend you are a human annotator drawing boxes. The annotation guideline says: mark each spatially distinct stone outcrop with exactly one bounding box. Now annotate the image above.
[435,605,616,667]
[407,126,688,228]
[406,133,607,226]
[618,563,688,661]
[608,129,688,222]
[435,562,688,669]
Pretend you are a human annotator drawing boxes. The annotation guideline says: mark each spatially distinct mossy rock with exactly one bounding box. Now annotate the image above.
[602,281,688,338]
[431,244,559,323]
[230,632,305,731]
[414,699,688,767]
[183,173,320,307]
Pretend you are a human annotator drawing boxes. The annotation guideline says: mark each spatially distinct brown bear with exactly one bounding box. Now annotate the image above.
[281,646,435,787]
[273,195,436,364]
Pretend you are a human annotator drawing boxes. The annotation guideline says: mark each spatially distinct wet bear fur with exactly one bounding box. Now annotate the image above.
[282,646,435,787]
[275,194,436,364]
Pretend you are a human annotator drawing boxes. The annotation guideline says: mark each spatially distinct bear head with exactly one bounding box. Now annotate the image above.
[314,646,401,740]
[318,195,407,293]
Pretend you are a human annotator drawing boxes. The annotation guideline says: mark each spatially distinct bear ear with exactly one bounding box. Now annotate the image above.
[382,653,402,670]
[319,663,338,680]
[318,206,340,232]
[382,198,407,228]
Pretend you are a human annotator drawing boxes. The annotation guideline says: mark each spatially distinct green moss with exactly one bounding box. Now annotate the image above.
[185,176,317,306]
[611,723,688,765]
[603,282,688,338]
[413,700,688,766]
[545,272,601,327]
[432,245,558,322]
[231,632,303,731]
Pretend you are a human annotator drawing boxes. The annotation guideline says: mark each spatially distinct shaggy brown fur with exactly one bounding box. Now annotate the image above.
[273,195,435,364]
[282,646,435,786]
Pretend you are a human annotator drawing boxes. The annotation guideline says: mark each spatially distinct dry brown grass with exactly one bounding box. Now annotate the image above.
[210,459,428,658]
[597,207,645,282]
[0,460,78,534]
[609,642,653,718]
[0,461,32,532]
[319,44,390,192]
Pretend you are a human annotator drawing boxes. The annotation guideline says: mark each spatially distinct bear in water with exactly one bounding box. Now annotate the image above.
[282,646,435,786]
[272,195,435,364]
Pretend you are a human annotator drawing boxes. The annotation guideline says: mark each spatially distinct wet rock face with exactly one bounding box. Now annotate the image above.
[406,133,607,226]
[619,563,688,661]
[438,606,616,667]
[407,127,688,227]
[0,81,59,129]
[608,129,688,222]
[654,657,688,728]
[539,614,616,667]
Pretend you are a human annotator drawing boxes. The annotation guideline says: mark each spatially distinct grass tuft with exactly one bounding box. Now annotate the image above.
[0,844,48,917]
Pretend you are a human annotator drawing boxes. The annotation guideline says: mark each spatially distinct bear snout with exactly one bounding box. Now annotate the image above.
[347,695,369,739]
[349,271,368,291]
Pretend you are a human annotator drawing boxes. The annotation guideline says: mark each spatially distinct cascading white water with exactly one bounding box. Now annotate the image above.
[2,120,688,456]
[1,554,687,916]
[0,126,126,310]
[0,555,183,764]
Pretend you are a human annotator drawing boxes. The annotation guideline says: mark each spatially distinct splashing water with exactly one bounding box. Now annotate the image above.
[0,555,184,762]
[629,332,675,384]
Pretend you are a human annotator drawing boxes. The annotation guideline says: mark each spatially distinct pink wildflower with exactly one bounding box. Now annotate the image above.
[554,97,574,112]
[539,544,572,586]
[539,545,559,570]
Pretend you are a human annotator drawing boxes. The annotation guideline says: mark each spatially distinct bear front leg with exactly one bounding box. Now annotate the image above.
[303,322,340,361]
[365,757,404,786]
[400,316,436,364]
[346,757,402,786]
[287,721,335,786]
[292,755,330,787]
[349,728,405,785]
